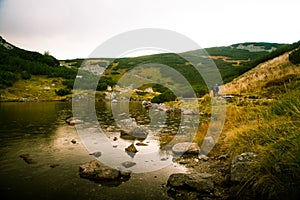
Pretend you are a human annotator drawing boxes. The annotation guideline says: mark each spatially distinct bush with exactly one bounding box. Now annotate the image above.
[21,71,31,80]
[55,88,72,96]
[151,90,176,103]
[289,48,300,64]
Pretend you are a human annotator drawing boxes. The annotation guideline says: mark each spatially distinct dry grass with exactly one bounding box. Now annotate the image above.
[225,52,300,95]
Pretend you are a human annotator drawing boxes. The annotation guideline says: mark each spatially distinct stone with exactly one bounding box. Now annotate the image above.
[79,160,120,181]
[182,109,197,115]
[135,142,148,146]
[19,154,37,164]
[167,173,214,193]
[142,100,152,109]
[121,161,136,168]
[230,152,258,182]
[89,151,102,158]
[128,127,148,139]
[172,142,200,155]
[65,117,83,126]
[125,144,138,153]
[71,139,77,144]
[200,136,215,155]
[198,154,209,161]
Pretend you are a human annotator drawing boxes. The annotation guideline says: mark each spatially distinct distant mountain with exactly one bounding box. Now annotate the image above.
[0,36,77,89]
[0,36,299,101]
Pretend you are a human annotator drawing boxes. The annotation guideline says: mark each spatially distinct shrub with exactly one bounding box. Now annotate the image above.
[55,88,72,96]
[21,71,31,80]
[289,48,300,64]
[151,90,176,103]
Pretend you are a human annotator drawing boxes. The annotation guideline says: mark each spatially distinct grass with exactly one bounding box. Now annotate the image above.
[0,75,71,101]
[204,87,300,199]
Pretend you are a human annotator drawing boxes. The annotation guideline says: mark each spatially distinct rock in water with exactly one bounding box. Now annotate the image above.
[172,142,200,155]
[121,161,136,168]
[125,144,138,153]
[79,160,120,181]
[19,154,37,164]
[65,117,83,126]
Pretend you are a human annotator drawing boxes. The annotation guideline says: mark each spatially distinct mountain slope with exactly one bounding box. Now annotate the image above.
[224,51,300,96]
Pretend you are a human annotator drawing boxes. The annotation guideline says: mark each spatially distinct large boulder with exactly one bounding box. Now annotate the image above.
[172,142,200,155]
[167,173,214,193]
[230,152,258,182]
[79,160,120,181]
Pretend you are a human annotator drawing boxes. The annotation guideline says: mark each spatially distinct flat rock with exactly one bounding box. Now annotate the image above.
[167,173,214,193]
[172,142,200,155]
[79,160,120,181]
[121,161,136,168]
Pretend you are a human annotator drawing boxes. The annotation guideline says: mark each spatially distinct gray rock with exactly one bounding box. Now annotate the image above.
[230,152,258,182]
[168,173,214,193]
[121,161,136,168]
[89,151,102,158]
[200,136,215,155]
[79,160,120,180]
[198,154,209,161]
[172,142,200,155]
[182,109,197,115]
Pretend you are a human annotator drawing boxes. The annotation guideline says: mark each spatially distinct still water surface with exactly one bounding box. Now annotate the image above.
[0,102,188,200]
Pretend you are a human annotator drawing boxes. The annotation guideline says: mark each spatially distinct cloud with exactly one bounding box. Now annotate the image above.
[0,0,299,59]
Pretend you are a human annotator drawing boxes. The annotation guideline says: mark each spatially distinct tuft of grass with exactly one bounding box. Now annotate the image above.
[223,90,300,199]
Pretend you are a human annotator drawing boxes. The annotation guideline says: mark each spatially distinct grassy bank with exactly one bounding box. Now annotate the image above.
[194,81,300,199]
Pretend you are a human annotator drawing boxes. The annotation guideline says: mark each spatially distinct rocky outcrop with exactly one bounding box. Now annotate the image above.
[172,142,200,155]
[230,152,258,182]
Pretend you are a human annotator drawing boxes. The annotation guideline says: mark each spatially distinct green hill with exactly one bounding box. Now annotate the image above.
[1,35,299,101]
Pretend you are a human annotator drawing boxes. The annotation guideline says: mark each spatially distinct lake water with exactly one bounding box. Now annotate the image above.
[0,102,193,200]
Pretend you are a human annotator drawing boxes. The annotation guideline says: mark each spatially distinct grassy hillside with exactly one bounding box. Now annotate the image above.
[194,45,300,199]
[1,35,298,102]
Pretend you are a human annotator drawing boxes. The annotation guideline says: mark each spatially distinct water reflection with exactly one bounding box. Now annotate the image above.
[0,102,189,199]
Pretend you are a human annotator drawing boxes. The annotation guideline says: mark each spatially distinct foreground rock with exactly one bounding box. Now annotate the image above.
[79,160,131,181]
[168,173,214,193]
[172,142,200,155]
[230,152,258,182]
[167,173,216,199]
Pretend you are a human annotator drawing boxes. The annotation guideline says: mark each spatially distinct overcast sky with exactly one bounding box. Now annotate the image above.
[0,0,299,59]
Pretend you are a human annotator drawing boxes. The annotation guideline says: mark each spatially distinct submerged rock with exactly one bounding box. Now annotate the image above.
[19,154,37,164]
[172,142,200,155]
